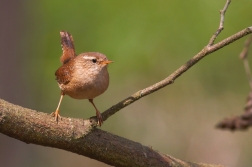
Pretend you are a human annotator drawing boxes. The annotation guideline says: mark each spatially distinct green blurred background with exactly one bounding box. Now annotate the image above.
[1,0,252,166]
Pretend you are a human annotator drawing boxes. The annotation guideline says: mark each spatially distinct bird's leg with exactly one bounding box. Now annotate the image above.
[51,93,64,122]
[89,99,103,126]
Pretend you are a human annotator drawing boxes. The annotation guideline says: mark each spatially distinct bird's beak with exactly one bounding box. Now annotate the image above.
[101,60,113,65]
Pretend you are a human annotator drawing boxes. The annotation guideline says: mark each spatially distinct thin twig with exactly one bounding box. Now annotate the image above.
[101,1,252,123]
[240,35,252,90]
[216,90,252,131]
[239,35,252,59]
[217,35,252,131]
[102,27,252,122]
[243,60,252,90]
[208,0,231,46]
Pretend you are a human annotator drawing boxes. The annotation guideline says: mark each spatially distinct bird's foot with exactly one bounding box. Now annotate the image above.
[51,110,61,123]
[96,111,103,127]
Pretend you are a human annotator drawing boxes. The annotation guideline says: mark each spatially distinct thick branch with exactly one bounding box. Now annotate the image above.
[0,99,223,167]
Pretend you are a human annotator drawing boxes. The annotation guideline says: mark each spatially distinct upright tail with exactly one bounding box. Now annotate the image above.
[59,31,76,64]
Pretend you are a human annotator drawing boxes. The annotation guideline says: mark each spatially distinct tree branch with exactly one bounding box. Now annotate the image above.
[240,35,252,89]
[217,35,252,131]
[102,27,252,122]
[0,99,223,167]
[101,0,251,122]
[208,0,231,46]
[1,26,251,165]
[216,90,252,131]
[1,0,251,166]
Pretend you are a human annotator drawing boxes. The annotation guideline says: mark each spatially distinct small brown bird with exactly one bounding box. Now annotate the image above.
[52,31,112,126]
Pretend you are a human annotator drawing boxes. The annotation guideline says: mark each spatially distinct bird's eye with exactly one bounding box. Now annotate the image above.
[92,59,97,63]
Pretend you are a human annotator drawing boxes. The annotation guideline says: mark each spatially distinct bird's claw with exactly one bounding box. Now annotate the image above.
[51,110,62,123]
[96,111,103,127]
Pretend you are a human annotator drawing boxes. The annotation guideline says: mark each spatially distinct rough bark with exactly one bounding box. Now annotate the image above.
[0,99,223,167]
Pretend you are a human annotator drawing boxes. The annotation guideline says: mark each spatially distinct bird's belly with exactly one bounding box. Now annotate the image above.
[59,78,108,99]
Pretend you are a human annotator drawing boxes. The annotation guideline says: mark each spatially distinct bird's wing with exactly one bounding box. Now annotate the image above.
[55,63,73,85]
[59,31,77,64]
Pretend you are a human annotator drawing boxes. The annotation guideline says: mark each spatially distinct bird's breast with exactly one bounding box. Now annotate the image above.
[59,66,109,99]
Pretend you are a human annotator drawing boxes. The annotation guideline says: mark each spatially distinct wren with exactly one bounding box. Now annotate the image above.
[52,31,112,126]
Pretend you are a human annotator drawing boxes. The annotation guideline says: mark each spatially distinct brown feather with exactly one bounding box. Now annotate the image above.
[55,60,74,85]
[60,31,76,64]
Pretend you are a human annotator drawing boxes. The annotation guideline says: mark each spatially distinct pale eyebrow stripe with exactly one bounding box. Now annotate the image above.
[83,55,96,60]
